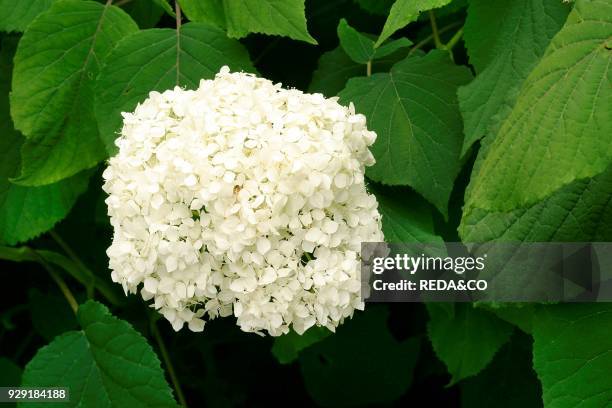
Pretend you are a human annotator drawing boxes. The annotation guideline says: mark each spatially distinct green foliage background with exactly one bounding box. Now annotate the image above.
[0,0,610,406]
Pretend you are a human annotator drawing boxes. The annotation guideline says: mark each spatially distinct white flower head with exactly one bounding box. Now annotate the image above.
[103,66,383,336]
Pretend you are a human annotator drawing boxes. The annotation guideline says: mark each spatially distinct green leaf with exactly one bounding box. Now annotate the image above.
[0,136,91,244]
[375,0,452,47]
[461,164,612,243]
[178,0,316,44]
[20,300,178,407]
[177,0,226,29]
[337,18,376,64]
[271,326,331,364]
[308,46,410,97]
[375,37,412,59]
[418,0,467,21]
[152,0,175,17]
[299,307,420,407]
[461,332,542,408]
[337,19,412,65]
[427,303,514,384]
[339,51,472,216]
[10,0,138,186]
[29,288,78,341]
[0,0,54,32]
[463,0,612,214]
[0,37,90,245]
[95,22,255,155]
[458,0,570,156]
[478,304,537,334]
[368,183,442,243]
[533,304,612,408]
[122,0,165,29]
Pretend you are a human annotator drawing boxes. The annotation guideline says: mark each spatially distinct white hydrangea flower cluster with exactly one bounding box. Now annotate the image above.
[103,66,383,336]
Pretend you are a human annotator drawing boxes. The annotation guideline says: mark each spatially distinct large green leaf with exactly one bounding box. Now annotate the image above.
[427,303,514,384]
[533,304,612,408]
[461,165,612,243]
[0,37,90,245]
[10,0,138,186]
[464,0,612,214]
[375,0,452,47]
[299,307,420,407]
[0,134,91,245]
[95,22,255,154]
[177,0,226,29]
[339,51,472,216]
[0,0,54,32]
[458,0,569,156]
[177,0,316,44]
[20,300,178,407]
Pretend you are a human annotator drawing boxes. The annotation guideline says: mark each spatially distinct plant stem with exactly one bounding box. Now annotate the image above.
[29,249,78,314]
[444,27,464,51]
[50,230,95,298]
[175,0,182,29]
[428,10,443,49]
[175,0,182,85]
[0,246,125,307]
[150,317,188,407]
[366,60,372,77]
[114,0,132,6]
[409,21,461,55]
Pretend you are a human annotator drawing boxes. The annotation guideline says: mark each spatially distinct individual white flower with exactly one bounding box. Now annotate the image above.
[103,66,383,336]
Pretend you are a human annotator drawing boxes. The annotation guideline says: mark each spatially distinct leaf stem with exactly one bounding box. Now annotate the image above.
[428,10,443,49]
[175,0,182,30]
[366,60,372,77]
[150,316,188,407]
[444,27,464,51]
[175,0,182,85]
[114,0,132,6]
[50,230,95,298]
[0,246,125,306]
[29,248,78,314]
[409,21,461,55]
